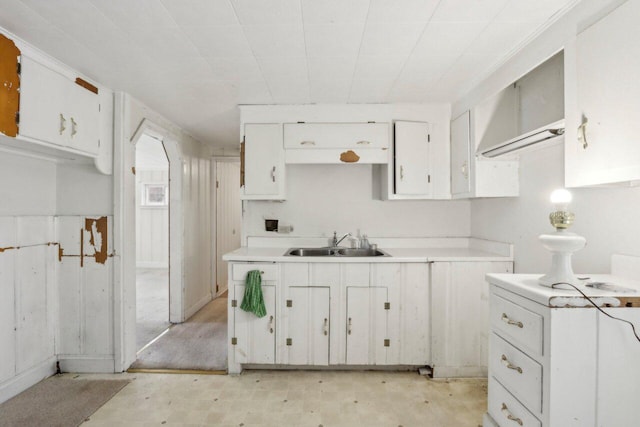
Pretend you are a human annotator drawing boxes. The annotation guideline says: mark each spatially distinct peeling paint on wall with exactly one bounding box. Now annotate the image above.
[0,242,58,253]
[340,150,360,163]
[84,216,108,264]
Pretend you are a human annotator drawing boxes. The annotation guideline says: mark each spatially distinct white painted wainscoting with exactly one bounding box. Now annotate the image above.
[0,215,115,404]
[0,216,57,404]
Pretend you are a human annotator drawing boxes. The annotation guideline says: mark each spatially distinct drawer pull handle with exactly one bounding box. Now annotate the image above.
[501,313,523,328]
[501,354,523,374]
[501,403,523,426]
[268,315,274,334]
[271,166,276,182]
[348,317,352,335]
[300,140,315,146]
[323,318,328,336]
[59,113,67,135]
[356,140,371,145]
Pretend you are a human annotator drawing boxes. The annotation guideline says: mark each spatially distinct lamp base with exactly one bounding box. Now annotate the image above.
[538,231,586,289]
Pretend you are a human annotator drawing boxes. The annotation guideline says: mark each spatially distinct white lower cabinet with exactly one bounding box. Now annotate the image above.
[228,261,432,373]
[345,286,388,365]
[431,261,513,378]
[283,286,330,366]
[485,275,640,427]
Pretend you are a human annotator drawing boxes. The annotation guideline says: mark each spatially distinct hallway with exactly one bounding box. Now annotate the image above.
[136,268,170,352]
[132,295,228,371]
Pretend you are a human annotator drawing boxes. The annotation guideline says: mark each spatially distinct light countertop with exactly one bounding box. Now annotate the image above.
[222,246,513,263]
[487,273,640,308]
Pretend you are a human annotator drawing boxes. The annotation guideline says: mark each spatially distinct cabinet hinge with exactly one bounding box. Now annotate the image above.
[286,338,292,346]
[16,61,21,75]
[297,121,305,123]
[231,299,237,307]
[384,302,390,310]
[231,337,237,345]
[216,180,219,189]
[428,134,431,142]
[286,299,292,307]
[15,112,19,125]
[98,140,101,147]
[428,175,431,183]
[99,104,101,112]
[384,339,390,347]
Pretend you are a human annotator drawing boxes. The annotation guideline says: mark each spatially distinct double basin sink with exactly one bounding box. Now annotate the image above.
[285,247,389,257]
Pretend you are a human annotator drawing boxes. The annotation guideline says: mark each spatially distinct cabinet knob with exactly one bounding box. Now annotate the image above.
[461,161,468,179]
[501,313,523,328]
[501,403,523,426]
[70,117,78,138]
[500,354,523,374]
[577,116,589,149]
[59,113,66,135]
[268,315,274,334]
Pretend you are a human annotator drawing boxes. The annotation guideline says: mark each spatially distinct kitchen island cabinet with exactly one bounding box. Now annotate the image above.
[484,259,640,427]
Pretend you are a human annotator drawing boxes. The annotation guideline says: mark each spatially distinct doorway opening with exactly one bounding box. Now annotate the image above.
[135,133,170,352]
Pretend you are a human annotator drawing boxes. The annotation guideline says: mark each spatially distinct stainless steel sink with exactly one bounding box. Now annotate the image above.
[335,248,387,257]
[284,247,389,257]
[286,248,337,256]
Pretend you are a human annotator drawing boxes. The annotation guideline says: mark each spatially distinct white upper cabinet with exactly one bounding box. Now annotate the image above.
[565,0,640,187]
[242,123,285,200]
[450,112,471,197]
[19,55,100,156]
[393,121,431,196]
[283,122,389,164]
[450,109,519,199]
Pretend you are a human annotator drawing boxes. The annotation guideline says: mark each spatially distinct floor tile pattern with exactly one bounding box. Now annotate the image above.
[81,371,486,427]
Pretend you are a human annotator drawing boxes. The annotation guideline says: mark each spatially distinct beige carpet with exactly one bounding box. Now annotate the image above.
[0,376,129,427]
[130,296,227,371]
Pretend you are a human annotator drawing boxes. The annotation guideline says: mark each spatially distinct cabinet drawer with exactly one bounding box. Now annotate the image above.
[491,293,543,356]
[490,333,542,414]
[488,377,541,427]
[283,123,389,149]
[232,263,277,282]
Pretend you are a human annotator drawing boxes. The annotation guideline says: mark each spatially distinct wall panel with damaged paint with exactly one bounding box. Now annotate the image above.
[56,216,114,372]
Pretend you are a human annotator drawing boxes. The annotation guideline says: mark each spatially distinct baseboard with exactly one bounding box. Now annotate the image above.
[136,262,168,269]
[185,292,212,320]
[57,356,115,373]
[431,366,488,378]
[0,356,57,404]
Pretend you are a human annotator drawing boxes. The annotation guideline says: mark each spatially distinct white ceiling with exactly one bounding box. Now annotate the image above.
[0,0,578,149]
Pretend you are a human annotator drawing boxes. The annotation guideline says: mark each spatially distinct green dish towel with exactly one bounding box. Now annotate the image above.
[240,270,267,318]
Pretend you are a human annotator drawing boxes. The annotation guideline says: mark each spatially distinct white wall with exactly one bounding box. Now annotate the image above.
[245,163,470,240]
[135,169,169,268]
[0,149,56,215]
[459,0,638,274]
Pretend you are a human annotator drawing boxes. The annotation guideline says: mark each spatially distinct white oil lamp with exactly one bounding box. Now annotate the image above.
[538,189,586,288]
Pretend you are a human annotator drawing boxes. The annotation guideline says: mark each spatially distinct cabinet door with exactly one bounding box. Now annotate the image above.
[233,283,276,364]
[566,0,640,187]
[19,56,66,146]
[243,123,285,199]
[394,121,431,195]
[66,83,99,155]
[346,286,387,365]
[284,287,330,365]
[431,261,513,377]
[450,112,471,196]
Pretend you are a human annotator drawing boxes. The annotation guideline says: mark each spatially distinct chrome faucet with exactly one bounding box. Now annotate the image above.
[332,231,351,247]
